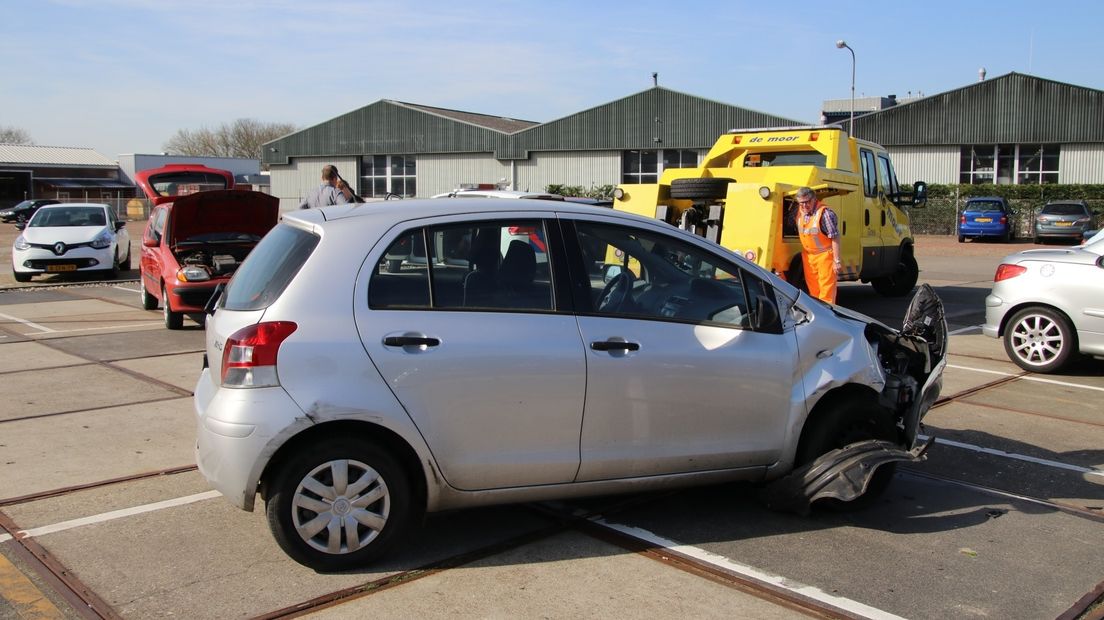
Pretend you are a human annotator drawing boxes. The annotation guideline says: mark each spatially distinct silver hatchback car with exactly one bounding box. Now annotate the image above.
[983,235,1104,373]
[195,199,947,571]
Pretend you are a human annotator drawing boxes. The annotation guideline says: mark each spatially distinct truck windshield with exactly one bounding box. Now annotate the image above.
[743,152,827,167]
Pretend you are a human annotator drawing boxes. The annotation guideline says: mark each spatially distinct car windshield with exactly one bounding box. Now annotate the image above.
[967,201,1004,213]
[149,172,230,197]
[29,206,106,227]
[1042,204,1086,216]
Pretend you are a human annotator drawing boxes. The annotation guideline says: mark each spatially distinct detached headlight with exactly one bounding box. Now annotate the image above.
[14,235,30,251]
[90,230,113,249]
[177,266,211,282]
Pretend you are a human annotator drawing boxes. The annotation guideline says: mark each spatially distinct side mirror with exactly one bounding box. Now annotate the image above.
[114,221,127,232]
[15,222,26,231]
[753,296,780,332]
[912,181,928,207]
[603,264,623,284]
[142,235,159,247]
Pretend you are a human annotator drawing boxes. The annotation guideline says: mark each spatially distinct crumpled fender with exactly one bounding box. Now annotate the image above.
[762,437,933,515]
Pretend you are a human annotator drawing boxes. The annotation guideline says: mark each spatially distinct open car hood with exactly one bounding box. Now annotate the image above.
[167,190,279,245]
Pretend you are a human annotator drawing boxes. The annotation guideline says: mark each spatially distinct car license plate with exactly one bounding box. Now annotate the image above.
[975,217,992,223]
[46,264,77,272]
[1055,221,1073,227]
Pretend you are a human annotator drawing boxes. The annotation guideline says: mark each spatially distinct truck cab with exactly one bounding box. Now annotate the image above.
[611,126,927,297]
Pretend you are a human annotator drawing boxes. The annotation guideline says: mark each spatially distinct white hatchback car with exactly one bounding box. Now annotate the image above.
[195,199,946,571]
[12,203,131,282]
[982,234,1104,373]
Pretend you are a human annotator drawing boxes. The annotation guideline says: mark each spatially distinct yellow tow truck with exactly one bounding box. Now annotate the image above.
[611,126,928,296]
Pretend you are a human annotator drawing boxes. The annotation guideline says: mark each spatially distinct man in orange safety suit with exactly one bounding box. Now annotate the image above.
[795,186,842,304]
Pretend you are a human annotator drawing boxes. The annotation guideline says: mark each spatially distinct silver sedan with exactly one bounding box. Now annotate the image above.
[194,199,946,571]
[983,236,1104,372]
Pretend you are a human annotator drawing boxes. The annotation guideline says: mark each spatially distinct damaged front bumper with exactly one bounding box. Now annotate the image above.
[768,284,948,514]
[763,438,933,515]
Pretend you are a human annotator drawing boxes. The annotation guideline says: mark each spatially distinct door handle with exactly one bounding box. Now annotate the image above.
[383,336,440,347]
[590,340,640,352]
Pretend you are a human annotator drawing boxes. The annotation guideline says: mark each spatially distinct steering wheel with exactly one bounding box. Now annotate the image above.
[598,271,635,312]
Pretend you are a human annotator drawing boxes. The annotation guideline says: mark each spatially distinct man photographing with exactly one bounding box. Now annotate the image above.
[299,164,356,209]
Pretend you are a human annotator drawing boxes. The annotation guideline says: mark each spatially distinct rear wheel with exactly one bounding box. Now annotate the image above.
[1003,306,1077,373]
[871,252,918,297]
[265,437,413,571]
[162,284,183,329]
[796,394,899,509]
[957,234,965,243]
[785,256,809,295]
[669,177,732,200]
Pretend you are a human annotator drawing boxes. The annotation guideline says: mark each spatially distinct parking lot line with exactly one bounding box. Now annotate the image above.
[0,551,65,619]
[0,311,55,333]
[15,491,220,539]
[920,435,1104,479]
[594,517,908,620]
[949,363,1104,393]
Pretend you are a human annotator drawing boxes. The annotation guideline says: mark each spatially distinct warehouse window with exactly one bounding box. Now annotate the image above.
[360,155,417,197]
[960,145,1059,185]
[622,149,698,183]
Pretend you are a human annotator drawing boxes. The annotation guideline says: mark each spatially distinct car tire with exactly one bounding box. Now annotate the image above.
[162,284,183,329]
[871,252,918,297]
[13,271,31,283]
[957,234,965,243]
[669,177,733,200]
[796,393,899,510]
[141,282,158,310]
[1033,236,1041,245]
[264,437,413,572]
[1003,306,1077,374]
[120,248,131,271]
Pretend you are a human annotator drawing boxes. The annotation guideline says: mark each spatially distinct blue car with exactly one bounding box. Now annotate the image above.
[958,197,1013,242]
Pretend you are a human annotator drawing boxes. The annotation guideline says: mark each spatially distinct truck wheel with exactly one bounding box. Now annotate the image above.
[796,393,899,510]
[669,178,732,200]
[871,253,918,297]
[785,258,809,295]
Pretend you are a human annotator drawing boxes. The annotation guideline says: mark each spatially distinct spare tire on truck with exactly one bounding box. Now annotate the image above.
[670,178,733,200]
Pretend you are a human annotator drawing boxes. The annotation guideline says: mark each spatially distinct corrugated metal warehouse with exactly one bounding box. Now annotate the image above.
[264,72,1104,210]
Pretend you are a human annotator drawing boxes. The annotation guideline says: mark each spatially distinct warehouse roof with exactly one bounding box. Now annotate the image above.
[0,144,117,167]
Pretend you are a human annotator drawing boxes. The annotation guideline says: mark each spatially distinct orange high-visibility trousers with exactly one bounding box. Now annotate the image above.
[802,249,837,304]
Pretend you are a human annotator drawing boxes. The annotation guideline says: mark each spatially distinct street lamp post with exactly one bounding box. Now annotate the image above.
[836,40,855,135]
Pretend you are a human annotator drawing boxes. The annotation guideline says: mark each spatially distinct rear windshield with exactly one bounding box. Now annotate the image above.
[966,200,1004,212]
[222,224,319,311]
[743,151,827,167]
[148,172,230,197]
[1041,203,1087,216]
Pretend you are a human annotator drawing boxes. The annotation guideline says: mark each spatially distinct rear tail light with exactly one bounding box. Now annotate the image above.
[221,321,297,388]
[999,215,1007,225]
[994,264,1027,282]
[960,215,966,224]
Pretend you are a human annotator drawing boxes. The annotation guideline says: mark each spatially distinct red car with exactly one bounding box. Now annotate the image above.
[139,188,278,328]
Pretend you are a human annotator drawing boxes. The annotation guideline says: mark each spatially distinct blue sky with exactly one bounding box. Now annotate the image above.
[5,0,1103,158]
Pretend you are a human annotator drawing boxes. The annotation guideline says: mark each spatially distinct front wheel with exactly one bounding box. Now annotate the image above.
[1003,306,1077,373]
[796,395,899,510]
[265,437,413,571]
[871,252,918,297]
[162,284,183,329]
[141,282,158,310]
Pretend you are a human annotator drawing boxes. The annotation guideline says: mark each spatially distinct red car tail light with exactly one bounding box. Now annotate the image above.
[994,264,1027,282]
[999,215,1007,225]
[221,321,297,388]
[960,215,966,224]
